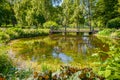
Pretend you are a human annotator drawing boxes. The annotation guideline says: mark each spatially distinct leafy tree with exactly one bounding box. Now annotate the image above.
[14,0,55,27]
[71,0,84,30]
[14,0,30,26]
[62,0,73,31]
[94,0,119,27]
[0,0,10,26]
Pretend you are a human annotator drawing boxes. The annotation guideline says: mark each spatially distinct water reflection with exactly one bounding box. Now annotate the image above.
[9,35,110,68]
[52,46,72,63]
[51,36,96,55]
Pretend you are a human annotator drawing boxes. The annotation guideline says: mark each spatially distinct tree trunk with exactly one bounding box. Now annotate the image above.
[88,0,92,31]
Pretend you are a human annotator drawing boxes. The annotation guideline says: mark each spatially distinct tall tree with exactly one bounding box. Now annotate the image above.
[0,0,16,27]
[71,0,84,31]
[14,0,56,27]
[14,0,30,26]
[62,0,72,32]
[94,0,119,27]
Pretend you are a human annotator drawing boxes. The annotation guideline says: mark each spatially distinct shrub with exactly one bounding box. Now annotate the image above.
[0,28,49,43]
[111,29,120,38]
[98,28,116,36]
[43,21,59,30]
[5,29,19,40]
[0,32,10,42]
[107,17,120,29]
[98,47,120,79]
[0,53,13,75]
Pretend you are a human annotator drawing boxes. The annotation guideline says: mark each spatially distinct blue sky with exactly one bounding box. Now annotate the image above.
[52,0,63,6]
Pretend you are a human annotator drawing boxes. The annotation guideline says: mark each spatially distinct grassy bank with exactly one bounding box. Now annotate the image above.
[97,28,120,39]
[0,28,49,43]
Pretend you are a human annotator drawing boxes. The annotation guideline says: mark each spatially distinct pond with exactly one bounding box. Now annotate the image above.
[8,35,113,71]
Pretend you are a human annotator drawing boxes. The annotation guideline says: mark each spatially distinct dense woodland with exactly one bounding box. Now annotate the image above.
[0,0,120,28]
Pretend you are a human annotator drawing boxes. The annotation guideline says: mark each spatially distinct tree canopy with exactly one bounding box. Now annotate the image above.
[0,0,119,28]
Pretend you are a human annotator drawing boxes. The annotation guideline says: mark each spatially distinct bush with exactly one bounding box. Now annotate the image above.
[0,53,13,75]
[43,21,59,30]
[98,28,116,36]
[0,28,49,43]
[107,17,120,29]
[111,30,120,38]
[98,47,120,79]
[5,29,19,40]
[0,32,10,42]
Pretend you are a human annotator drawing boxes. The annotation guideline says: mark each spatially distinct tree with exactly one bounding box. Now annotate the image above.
[62,0,72,33]
[71,0,84,31]
[14,0,58,27]
[0,0,16,27]
[14,0,30,26]
[94,0,119,27]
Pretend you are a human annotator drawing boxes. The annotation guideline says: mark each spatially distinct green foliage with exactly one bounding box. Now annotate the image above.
[37,66,104,80]
[0,0,120,29]
[107,17,120,29]
[98,28,120,38]
[5,29,19,40]
[0,45,32,79]
[43,21,59,30]
[70,0,84,28]
[0,52,13,75]
[98,28,116,36]
[0,28,49,43]
[0,0,17,27]
[41,63,52,72]
[98,47,120,79]
[13,69,32,79]
[94,0,119,27]
[111,29,120,38]
[0,31,10,42]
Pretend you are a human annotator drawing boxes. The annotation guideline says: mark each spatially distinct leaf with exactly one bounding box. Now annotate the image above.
[105,70,111,78]
[98,71,104,76]
[86,72,90,78]
[34,72,38,78]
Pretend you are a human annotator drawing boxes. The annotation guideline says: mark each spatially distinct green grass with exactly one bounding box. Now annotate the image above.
[97,28,120,38]
[0,28,49,43]
[98,28,115,36]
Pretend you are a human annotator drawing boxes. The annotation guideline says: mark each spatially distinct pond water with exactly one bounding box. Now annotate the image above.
[8,35,112,71]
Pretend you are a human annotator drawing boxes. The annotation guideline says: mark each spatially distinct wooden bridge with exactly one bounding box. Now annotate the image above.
[50,29,99,35]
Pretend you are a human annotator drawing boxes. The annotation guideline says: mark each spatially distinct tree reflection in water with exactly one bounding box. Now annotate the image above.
[52,46,73,63]
[9,35,110,69]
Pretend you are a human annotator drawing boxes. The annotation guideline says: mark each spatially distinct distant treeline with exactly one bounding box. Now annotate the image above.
[0,0,120,28]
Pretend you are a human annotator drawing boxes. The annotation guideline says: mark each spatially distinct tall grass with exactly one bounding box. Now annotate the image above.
[0,28,49,43]
[97,28,120,38]
[98,28,116,36]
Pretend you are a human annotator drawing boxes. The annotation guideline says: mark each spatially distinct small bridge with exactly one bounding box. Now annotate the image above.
[50,28,99,35]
